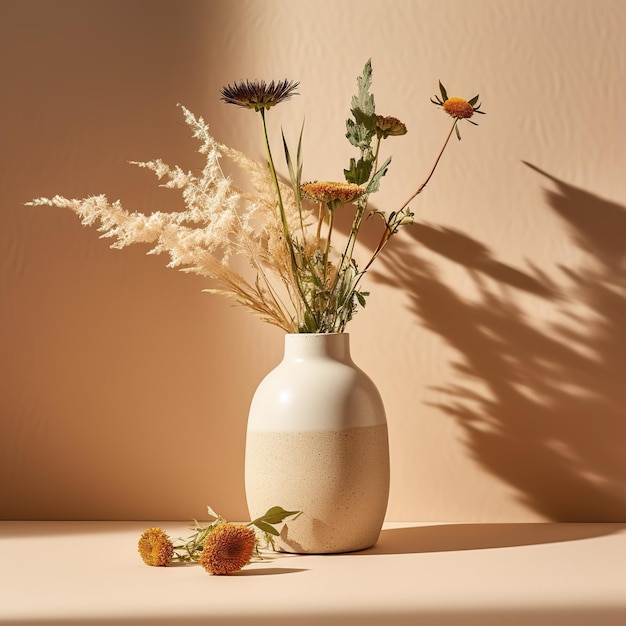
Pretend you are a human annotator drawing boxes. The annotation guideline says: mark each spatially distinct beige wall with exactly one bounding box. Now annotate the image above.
[1,0,625,522]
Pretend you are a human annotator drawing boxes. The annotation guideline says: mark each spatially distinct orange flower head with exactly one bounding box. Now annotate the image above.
[430,82,485,139]
[199,523,256,575]
[138,527,174,567]
[443,97,475,120]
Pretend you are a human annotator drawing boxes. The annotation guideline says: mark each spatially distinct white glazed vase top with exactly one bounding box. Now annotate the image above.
[245,333,390,553]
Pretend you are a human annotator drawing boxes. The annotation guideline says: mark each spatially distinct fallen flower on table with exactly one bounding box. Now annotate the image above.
[199,522,257,575]
[137,526,175,567]
[137,505,299,575]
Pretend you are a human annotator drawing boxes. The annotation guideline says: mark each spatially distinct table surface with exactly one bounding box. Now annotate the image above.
[1,521,625,625]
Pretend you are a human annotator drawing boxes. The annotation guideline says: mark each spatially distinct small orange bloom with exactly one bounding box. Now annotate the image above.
[431,82,485,138]
[443,97,475,120]
[138,527,174,567]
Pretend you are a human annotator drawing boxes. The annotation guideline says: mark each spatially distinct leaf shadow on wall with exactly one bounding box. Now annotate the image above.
[368,163,626,521]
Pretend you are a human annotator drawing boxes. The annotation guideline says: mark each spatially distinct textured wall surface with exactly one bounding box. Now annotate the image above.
[1,0,625,522]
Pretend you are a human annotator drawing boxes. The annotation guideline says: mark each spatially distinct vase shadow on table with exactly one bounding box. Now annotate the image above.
[360,522,625,555]
[363,162,626,524]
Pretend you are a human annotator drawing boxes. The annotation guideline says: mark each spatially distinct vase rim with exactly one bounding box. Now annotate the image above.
[283,332,351,360]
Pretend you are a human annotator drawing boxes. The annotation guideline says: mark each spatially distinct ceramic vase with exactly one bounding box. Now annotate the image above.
[245,332,389,553]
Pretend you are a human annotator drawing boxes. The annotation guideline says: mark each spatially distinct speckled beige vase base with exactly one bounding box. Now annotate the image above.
[245,424,389,554]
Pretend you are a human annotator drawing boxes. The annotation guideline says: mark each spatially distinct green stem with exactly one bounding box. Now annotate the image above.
[315,202,324,241]
[372,136,381,177]
[323,202,335,285]
[260,109,291,251]
[259,109,315,329]
[322,137,383,328]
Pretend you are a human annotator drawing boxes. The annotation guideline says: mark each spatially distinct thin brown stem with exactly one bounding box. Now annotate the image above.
[355,120,459,288]
[399,119,457,210]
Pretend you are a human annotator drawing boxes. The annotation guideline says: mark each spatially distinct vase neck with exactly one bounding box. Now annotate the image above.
[283,333,352,362]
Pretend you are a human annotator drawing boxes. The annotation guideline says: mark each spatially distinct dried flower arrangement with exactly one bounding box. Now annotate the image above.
[138,505,298,575]
[27,61,483,333]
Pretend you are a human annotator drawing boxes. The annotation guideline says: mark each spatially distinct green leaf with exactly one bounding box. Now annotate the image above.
[365,155,392,194]
[353,59,375,116]
[253,520,280,536]
[344,157,373,186]
[345,115,376,151]
[301,310,318,333]
[439,80,448,102]
[352,107,376,129]
[345,60,377,153]
[283,120,306,184]
[282,131,296,184]
[468,94,480,106]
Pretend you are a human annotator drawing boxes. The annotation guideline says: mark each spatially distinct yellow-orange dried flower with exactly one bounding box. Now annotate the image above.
[138,527,174,567]
[442,97,475,120]
[431,83,484,126]
[301,181,364,205]
[430,83,485,139]
[199,523,256,575]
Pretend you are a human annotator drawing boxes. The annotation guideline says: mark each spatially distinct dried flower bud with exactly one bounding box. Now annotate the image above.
[375,115,407,138]
[398,210,414,226]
